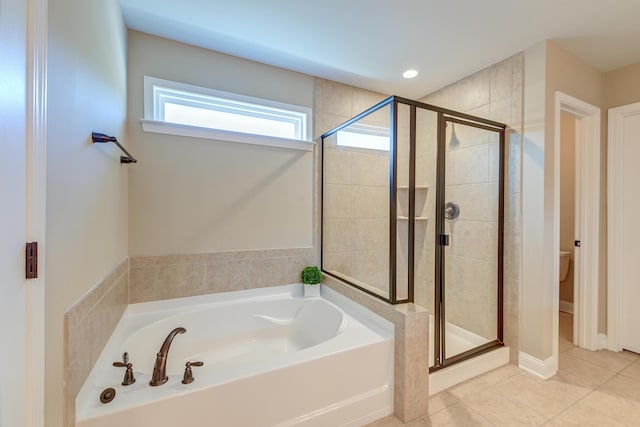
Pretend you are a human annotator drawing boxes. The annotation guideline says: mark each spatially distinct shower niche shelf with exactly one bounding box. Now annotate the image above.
[397,185,429,221]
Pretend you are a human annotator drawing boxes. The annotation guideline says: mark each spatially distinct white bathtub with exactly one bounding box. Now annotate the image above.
[76,284,394,427]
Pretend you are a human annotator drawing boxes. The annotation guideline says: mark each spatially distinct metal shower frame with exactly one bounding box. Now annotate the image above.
[320,95,506,370]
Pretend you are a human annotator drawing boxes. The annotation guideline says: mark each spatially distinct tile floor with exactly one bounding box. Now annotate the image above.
[368,312,640,426]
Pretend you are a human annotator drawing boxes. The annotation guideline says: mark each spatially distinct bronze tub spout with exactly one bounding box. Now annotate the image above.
[149,327,186,386]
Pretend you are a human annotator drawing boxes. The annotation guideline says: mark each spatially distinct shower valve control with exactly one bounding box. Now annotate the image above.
[444,202,460,220]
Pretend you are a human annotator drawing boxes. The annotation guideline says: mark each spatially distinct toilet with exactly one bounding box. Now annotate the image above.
[559,250,572,281]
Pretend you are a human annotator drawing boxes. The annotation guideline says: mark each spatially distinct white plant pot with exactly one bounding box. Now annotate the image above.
[303,283,321,297]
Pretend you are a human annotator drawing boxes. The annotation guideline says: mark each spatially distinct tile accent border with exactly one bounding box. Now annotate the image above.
[129,247,318,303]
[323,275,429,422]
[64,258,129,427]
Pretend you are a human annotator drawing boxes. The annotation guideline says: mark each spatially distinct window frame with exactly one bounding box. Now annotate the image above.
[141,76,314,151]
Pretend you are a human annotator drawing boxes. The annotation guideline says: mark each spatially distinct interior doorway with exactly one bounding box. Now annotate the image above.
[553,92,601,369]
[558,111,576,349]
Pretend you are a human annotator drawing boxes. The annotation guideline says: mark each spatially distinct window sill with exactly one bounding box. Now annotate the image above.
[140,120,315,152]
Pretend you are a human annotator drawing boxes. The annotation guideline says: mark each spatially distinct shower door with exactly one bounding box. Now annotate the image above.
[432,114,504,369]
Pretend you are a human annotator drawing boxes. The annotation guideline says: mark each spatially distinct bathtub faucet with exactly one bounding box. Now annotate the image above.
[149,327,186,386]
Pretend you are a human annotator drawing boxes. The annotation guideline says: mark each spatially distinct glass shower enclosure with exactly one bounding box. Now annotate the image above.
[321,96,505,371]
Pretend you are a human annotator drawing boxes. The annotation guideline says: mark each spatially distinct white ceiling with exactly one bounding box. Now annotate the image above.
[120,0,640,98]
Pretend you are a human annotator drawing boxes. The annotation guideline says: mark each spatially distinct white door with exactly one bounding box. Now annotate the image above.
[618,108,640,354]
[609,102,640,354]
[0,0,29,425]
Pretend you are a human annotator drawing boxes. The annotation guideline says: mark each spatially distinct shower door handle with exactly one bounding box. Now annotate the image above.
[439,235,450,246]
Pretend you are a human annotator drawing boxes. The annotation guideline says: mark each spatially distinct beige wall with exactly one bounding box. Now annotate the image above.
[544,51,640,352]
[521,41,548,360]
[522,40,606,361]
[604,62,640,109]
[127,31,315,256]
[46,1,129,426]
[559,112,575,304]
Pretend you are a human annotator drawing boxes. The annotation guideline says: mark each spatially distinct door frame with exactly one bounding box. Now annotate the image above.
[607,101,640,352]
[26,0,47,425]
[552,92,600,365]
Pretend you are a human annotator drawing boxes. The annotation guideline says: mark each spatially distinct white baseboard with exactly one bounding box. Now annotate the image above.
[559,300,574,313]
[598,334,608,350]
[518,352,557,379]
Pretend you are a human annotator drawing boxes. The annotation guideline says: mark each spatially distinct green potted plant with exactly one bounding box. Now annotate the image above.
[301,266,322,297]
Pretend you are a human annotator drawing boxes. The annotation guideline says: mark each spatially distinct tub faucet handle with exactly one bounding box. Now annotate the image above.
[112,358,136,386]
[181,361,204,384]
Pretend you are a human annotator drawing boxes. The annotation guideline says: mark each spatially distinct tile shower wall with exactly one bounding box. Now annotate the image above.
[407,109,439,312]
[129,248,318,303]
[316,79,392,295]
[64,259,129,427]
[420,53,524,360]
[322,142,390,292]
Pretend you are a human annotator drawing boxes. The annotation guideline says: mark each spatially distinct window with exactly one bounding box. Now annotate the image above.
[337,123,390,151]
[142,76,313,151]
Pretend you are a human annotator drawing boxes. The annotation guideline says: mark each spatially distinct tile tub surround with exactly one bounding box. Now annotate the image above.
[129,247,318,303]
[64,258,129,427]
[323,275,429,423]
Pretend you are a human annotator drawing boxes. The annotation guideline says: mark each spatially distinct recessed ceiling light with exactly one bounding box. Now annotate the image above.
[403,69,418,79]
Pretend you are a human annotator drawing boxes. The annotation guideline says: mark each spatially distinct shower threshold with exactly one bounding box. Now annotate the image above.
[429,316,493,366]
[429,346,509,395]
